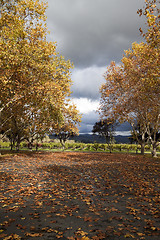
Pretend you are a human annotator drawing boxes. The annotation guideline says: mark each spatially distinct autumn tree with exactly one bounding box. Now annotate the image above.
[92,119,116,153]
[137,0,160,48]
[131,123,160,156]
[99,0,159,156]
[99,43,159,155]
[2,104,52,150]
[0,0,81,149]
[130,122,150,150]
[54,103,81,150]
[55,127,75,150]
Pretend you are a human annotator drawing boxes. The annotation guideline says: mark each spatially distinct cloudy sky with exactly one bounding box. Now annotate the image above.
[46,0,146,134]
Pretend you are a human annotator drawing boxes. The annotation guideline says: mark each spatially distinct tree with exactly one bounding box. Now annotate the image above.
[122,41,159,156]
[147,124,160,157]
[137,0,160,48]
[92,119,116,153]
[99,43,159,155]
[131,124,160,157]
[54,103,81,150]
[0,0,81,148]
[55,127,75,150]
[130,122,150,154]
[99,0,159,156]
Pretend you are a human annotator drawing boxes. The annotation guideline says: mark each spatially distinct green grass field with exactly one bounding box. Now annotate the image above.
[0,140,160,156]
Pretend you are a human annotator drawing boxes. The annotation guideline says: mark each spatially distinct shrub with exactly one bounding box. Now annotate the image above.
[113,144,122,151]
[93,142,99,151]
[49,142,61,149]
[99,144,106,151]
[0,141,10,148]
[84,144,92,151]
[145,145,151,151]
[157,145,160,152]
[65,142,73,149]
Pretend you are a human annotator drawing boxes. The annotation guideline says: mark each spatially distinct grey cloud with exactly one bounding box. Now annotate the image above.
[46,0,145,67]
[45,0,146,133]
[78,112,131,134]
[82,111,99,125]
[71,66,106,100]
[79,124,93,134]
[79,113,132,134]
[79,111,99,133]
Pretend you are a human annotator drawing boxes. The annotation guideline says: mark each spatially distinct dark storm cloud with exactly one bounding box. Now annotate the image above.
[82,111,99,125]
[46,0,146,133]
[79,111,99,133]
[46,0,145,68]
[79,113,133,134]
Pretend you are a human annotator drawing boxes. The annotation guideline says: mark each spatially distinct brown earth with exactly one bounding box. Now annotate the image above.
[0,152,160,239]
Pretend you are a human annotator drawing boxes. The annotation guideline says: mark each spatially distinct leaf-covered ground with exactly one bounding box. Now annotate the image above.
[0,152,159,240]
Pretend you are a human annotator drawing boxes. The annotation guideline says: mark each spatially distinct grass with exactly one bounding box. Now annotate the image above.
[0,141,160,157]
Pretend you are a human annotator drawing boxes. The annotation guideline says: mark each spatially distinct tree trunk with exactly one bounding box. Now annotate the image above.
[152,143,157,157]
[36,143,39,151]
[141,143,145,155]
[16,143,20,151]
[28,142,33,149]
[60,139,65,151]
[108,144,112,153]
[10,140,14,150]
[10,143,13,151]
[140,133,146,155]
[16,136,21,151]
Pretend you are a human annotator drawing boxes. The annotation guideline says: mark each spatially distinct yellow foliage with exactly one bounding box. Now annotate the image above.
[0,0,81,145]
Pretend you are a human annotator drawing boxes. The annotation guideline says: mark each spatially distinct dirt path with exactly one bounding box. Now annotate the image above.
[0,152,160,239]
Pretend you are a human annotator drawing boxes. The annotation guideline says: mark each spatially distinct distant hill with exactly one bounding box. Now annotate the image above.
[49,122,132,144]
[70,134,131,144]
[50,134,131,144]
